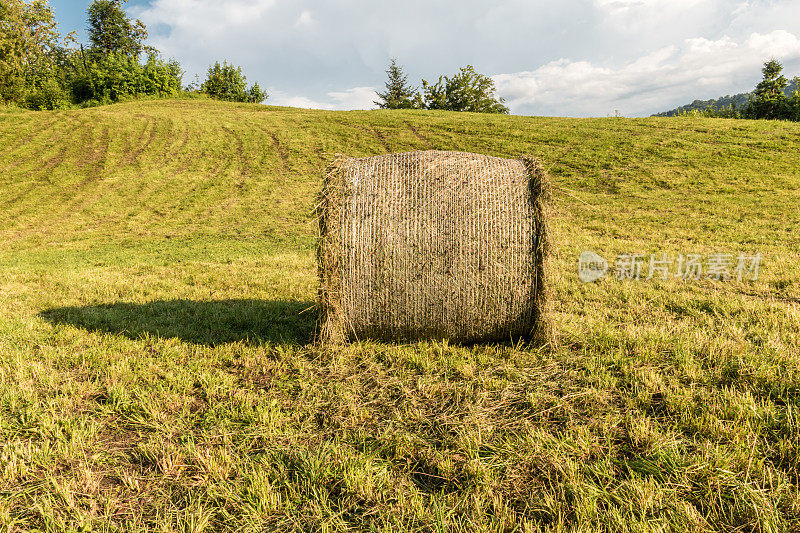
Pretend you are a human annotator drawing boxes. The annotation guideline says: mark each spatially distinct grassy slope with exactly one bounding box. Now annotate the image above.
[0,99,799,531]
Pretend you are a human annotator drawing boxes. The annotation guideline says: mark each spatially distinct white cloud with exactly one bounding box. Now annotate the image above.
[494,30,800,116]
[134,0,276,34]
[592,0,714,27]
[594,0,705,10]
[129,0,800,117]
[327,87,377,110]
[268,86,377,110]
[746,29,800,56]
[268,91,336,110]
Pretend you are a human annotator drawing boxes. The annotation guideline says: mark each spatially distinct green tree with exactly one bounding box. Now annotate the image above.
[421,65,508,114]
[246,82,267,103]
[0,0,68,108]
[69,51,182,105]
[70,0,182,105]
[201,61,267,103]
[790,76,800,121]
[87,0,149,58]
[374,58,418,109]
[743,59,791,120]
[754,60,788,99]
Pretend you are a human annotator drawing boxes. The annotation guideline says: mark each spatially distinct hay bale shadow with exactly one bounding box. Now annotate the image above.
[39,299,317,346]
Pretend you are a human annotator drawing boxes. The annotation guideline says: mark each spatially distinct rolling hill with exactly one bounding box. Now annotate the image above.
[1,99,799,531]
[654,79,799,116]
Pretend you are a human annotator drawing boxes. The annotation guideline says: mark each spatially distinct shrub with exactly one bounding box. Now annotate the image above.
[25,77,69,110]
[70,52,182,104]
[201,61,267,103]
[421,65,508,114]
[677,104,740,119]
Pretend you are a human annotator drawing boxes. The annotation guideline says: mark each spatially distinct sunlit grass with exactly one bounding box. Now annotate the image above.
[0,99,798,531]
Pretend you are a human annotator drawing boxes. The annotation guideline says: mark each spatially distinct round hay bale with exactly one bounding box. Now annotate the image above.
[317,150,551,345]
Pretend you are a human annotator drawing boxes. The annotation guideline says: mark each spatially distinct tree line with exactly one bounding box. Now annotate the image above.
[6,1,793,119]
[1,2,506,113]
[665,60,800,121]
[374,59,508,113]
[0,0,265,109]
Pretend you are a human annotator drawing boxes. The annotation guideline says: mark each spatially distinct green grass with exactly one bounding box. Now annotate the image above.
[0,98,799,531]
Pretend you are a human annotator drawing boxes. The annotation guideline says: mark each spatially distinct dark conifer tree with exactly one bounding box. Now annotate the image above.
[374,58,418,109]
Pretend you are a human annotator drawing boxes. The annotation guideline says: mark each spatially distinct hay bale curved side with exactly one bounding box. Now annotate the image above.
[317,150,552,345]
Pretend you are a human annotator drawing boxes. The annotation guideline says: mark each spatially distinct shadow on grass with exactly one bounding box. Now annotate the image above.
[40,299,317,346]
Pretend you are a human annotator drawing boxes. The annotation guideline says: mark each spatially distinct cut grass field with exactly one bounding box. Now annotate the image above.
[0,98,799,532]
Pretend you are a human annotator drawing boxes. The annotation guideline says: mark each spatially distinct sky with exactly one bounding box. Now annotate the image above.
[49,0,800,117]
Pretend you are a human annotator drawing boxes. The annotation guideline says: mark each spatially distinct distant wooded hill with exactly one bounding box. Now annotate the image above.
[654,79,798,117]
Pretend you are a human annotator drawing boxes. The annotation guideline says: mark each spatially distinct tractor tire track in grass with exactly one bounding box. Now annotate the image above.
[264,128,290,172]
[0,122,70,209]
[134,116,197,227]
[73,123,111,190]
[0,116,83,226]
[119,115,190,235]
[0,183,41,211]
[41,143,70,173]
[193,126,249,223]
[193,159,242,231]
[172,119,197,174]
[5,114,79,176]
[223,125,249,177]
[170,122,231,234]
[19,124,115,241]
[73,118,109,175]
[405,120,430,144]
[124,115,157,167]
[371,126,392,152]
[161,116,190,167]
[1,114,63,160]
[168,118,192,169]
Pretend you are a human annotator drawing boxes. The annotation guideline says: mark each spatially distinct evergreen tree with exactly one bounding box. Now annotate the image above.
[374,58,418,109]
[754,60,788,100]
[743,60,791,120]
